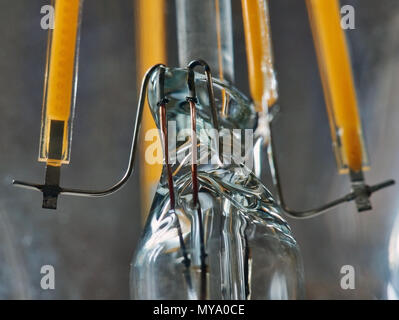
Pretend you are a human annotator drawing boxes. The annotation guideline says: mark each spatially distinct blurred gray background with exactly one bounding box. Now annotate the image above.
[0,0,398,299]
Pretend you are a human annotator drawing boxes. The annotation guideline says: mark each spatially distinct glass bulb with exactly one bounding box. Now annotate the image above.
[130,67,304,299]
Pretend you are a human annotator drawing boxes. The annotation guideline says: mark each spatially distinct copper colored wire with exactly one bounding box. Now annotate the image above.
[158,68,191,278]
[187,64,210,300]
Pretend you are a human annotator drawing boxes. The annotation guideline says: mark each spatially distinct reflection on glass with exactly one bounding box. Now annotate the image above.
[130,68,304,299]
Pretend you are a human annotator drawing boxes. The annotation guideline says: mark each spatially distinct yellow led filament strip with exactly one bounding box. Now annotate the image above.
[306,0,367,173]
[241,0,277,112]
[39,0,81,166]
[136,0,166,219]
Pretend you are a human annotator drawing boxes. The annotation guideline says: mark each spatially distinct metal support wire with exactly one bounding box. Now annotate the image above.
[188,59,219,131]
[157,66,193,294]
[186,59,220,300]
[267,107,395,219]
[13,64,164,206]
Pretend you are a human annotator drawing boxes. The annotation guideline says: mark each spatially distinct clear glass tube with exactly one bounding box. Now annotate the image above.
[175,0,234,84]
[39,0,83,166]
[130,67,304,299]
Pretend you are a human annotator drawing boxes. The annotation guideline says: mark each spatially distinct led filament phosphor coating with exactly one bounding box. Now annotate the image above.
[241,0,277,112]
[12,0,84,209]
[306,0,387,212]
[306,0,366,175]
[42,0,83,208]
[40,0,83,166]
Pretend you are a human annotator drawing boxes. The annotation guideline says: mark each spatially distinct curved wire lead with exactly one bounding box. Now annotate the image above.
[13,64,165,198]
[185,60,223,300]
[188,59,219,131]
[267,111,395,219]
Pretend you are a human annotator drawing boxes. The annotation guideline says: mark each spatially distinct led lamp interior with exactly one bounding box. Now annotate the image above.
[12,0,394,216]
